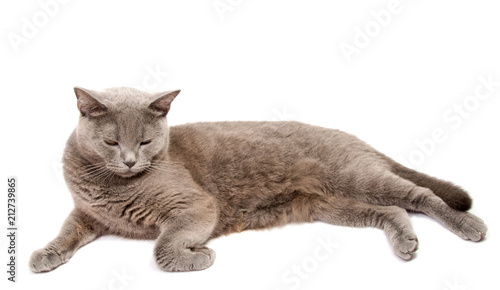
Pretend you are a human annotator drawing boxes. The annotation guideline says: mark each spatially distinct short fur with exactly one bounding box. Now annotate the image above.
[30,87,487,272]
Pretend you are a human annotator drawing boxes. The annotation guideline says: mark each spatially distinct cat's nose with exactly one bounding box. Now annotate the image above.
[123,161,136,168]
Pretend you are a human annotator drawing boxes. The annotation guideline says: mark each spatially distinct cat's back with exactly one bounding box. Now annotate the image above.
[168,121,382,188]
[169,121,364,156]
[169,121,335,159]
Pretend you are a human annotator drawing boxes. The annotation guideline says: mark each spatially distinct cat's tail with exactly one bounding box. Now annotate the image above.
[390,162,472,211]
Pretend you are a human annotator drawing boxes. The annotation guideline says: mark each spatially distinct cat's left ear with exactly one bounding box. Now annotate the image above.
[148,90,180,116]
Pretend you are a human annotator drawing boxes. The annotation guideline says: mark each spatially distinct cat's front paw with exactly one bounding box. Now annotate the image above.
[29,248,67,273]
[155,247,216,272]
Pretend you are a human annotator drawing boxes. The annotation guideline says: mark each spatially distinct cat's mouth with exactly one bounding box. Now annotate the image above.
[117,170,140,178]
[107,164,146,178]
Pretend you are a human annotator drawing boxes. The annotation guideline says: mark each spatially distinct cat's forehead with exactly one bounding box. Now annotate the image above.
[99,87,153,106]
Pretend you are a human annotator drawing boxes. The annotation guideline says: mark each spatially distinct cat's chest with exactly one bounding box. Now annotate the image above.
[71,180,162,239]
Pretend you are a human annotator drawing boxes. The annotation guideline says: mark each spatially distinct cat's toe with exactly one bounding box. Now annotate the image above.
[29,249,66,273]
[189,247,216,271]
[457,213,487,242]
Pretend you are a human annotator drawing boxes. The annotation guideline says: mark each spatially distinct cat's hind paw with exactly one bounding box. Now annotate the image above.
[455,212,487,242]
[393,234,419,261]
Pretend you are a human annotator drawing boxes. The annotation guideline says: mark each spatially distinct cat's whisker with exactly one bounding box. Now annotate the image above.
[150,164,170,169]
[102,170,116,183]
[78,163,109,178]
[80,166,109,179]
[151,160,181,166]
[79,169,104,180]
[148,164,172,172]
[81,161,107,168]
[91,170,111,181]
[82,165,107,173]
[86,166,116,181]
[81,163,105,171]
[66,159,106,171]
[145,166,160,174]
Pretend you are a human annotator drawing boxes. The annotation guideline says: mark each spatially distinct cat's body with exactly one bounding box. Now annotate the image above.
[30,87,487,273]
[64,121,392,238]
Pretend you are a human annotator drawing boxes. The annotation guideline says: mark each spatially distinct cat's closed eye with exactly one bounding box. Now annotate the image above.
[140,140,152,146]
[104,140,118,146]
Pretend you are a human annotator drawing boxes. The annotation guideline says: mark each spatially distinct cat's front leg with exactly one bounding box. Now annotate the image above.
[29,208,103,273]
[154,196,218,272]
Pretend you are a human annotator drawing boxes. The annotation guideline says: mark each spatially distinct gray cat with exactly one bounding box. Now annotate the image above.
[30,87,487,272]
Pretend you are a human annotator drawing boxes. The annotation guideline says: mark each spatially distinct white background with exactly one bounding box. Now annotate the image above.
[1,1,499,290]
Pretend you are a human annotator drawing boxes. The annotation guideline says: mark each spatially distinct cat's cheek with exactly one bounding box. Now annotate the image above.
[104,147,122,162]
[141,146,159,160]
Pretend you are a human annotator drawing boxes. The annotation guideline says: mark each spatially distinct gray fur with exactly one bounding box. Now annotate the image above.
[29,87,487,273]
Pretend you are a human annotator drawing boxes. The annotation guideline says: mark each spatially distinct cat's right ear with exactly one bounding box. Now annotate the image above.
[74,87,108,117]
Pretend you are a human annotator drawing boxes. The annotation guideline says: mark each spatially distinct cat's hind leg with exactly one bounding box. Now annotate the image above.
[311,198,419,260]
[390,162,472,211]
[360,170,487,242]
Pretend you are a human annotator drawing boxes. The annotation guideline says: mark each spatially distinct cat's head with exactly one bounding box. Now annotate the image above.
[73,86,180,178]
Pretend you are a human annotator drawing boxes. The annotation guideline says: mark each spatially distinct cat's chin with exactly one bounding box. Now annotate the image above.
[115,169,143,178]
[107,163,150,179]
